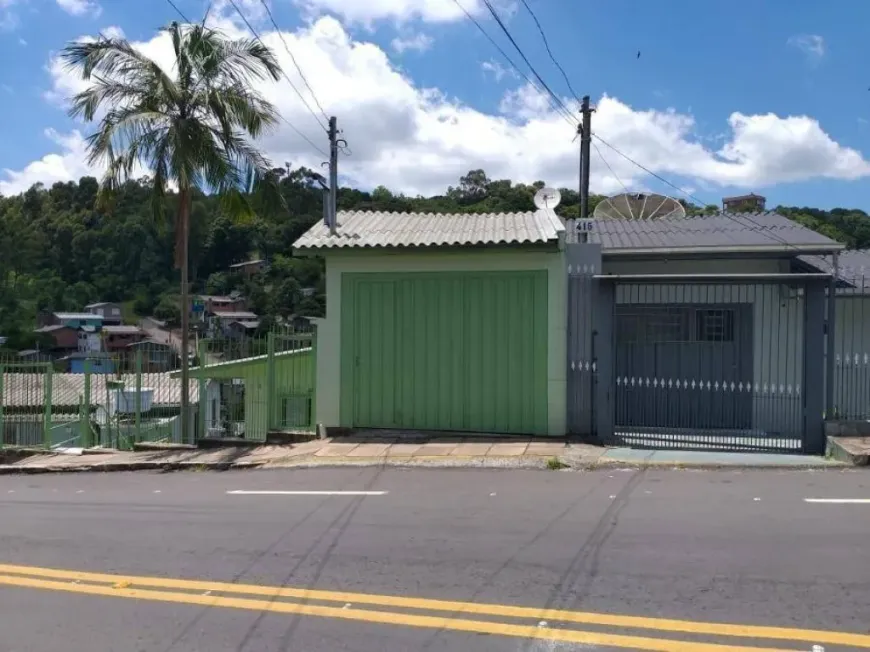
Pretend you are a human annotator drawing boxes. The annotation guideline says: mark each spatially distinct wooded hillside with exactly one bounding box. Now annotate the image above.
[1,167,867,350]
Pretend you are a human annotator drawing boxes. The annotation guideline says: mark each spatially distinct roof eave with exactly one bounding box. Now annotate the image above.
[292,239,561,255]
[602,243,845,258]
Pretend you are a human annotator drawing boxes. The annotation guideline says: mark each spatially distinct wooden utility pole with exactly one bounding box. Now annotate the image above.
[579,95,594,218]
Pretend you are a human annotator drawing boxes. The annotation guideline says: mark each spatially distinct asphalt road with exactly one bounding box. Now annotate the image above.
[1,467,870,651]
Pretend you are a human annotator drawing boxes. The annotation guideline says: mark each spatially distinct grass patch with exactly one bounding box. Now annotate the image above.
[546,456,569,470]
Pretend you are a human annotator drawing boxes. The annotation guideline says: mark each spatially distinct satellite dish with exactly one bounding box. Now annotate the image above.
[593,192,686,220]
[534,187,562,210]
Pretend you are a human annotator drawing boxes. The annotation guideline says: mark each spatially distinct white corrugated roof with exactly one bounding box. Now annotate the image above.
[1,373,199,408]
[293,210,564,251]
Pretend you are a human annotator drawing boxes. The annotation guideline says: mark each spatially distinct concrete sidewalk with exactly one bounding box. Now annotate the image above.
[0,435,850,474]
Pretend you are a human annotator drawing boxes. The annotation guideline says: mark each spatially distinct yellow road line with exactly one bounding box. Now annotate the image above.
[0,563,868,649]
[0,574,791,652]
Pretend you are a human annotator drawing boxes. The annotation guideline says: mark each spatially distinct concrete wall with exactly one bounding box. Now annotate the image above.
[315,247,566,436]
[603,258,804,435]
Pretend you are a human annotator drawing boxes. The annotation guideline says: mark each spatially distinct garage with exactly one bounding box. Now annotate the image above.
[340,271,549,435]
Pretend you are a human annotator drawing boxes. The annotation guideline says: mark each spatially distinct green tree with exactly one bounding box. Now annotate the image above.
[61,21,283,442]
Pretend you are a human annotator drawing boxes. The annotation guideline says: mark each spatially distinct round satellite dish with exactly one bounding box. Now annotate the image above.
[593,192,686,220]
[534,187,562,210]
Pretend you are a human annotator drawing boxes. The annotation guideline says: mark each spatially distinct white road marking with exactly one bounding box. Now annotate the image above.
[226,490,388,496]
[153,490,161,494]
[76,490,84,494]
[489,492,497,497]
[753,497,761,501]
[804,498,870,504]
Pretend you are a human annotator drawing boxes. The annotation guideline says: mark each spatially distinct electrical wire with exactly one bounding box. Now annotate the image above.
[450,0,576,128]
[592,133,812,253]
[163,0,327,158]
[518,0,582,105]
[165,0,191,22]
[226,0,329,133]
[479,0,577,124]
[592,140,629,196]
[257,0,330,127]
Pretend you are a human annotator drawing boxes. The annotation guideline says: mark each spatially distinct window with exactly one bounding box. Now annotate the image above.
[695,309,734,342]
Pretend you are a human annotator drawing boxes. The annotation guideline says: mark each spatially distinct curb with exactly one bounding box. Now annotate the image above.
[826,438,870,466]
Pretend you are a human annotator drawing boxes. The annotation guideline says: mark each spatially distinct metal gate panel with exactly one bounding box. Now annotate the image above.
[566,244,602,436]
[601,278,819,453]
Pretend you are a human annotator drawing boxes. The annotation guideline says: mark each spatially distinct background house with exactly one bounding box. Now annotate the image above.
[101,324,145,352]
[85,302,124,325]
[127,339,177,372]
[722,193,766,213]
[229,259,267,278]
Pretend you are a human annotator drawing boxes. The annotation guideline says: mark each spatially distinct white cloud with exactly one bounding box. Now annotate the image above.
[18,37,26,45]
[293,0,484,24]
[788,34,825,61]
[482,59,517,82]
[1,0,20,30]
[56,0,102,17]
[101,25,125,39]
[16,16,870,201]
[391,32,433,54]
[0,129,95,195]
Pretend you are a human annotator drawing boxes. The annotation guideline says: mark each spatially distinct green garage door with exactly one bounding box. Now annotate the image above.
[341,271,548,435]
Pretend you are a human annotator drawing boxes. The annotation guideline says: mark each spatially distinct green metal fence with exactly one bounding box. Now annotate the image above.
[0,326,317,451]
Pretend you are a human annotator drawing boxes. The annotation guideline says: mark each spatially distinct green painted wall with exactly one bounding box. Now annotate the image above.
[313,247,566,436]
[186,349,314,439]
[341,271,549,434]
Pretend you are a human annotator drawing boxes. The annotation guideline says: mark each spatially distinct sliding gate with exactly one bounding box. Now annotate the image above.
[567,268,828,454]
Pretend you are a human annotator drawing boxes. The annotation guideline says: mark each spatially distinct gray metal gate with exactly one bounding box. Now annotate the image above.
[566,244,601,437]
[569,273,828,454]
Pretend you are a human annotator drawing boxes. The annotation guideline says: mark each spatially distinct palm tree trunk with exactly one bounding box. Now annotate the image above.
[178,188,191,444]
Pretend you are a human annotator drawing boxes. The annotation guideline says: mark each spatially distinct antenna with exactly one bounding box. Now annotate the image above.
[593,192,686,220]
[534,187,562,211]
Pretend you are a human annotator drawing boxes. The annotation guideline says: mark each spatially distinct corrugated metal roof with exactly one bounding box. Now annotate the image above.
[213,311,258,320]
[54,312,104,320]
[293,210,565,250]
[799,250,870,291]
[102,325,143,335]
[573,212,843,253]
[1,373,199,408]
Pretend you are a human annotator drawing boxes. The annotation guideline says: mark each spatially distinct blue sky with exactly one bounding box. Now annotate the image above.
[2,0,870,210]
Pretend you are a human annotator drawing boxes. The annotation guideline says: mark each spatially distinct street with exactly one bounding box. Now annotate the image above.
[1,467,869,651]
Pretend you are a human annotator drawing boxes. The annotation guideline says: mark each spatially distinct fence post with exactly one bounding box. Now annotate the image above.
[804,279,827,454]
[0,365,5,448]
[134,348,143,443]
[310,328,318,430]
[80,360,91,448]
[42,364,53,449]
[197,339,206,442]
[266,331,276,433]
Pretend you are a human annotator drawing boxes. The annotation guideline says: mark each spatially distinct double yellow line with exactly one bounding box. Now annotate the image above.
[0,562,867,651]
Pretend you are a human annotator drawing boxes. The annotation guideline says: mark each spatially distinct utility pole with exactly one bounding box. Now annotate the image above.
[579,95,593,218]
[327,116,339,235]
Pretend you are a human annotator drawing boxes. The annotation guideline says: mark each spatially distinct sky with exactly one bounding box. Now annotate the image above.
[2,0,870,210]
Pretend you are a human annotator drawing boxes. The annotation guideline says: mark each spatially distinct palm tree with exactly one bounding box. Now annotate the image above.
[62,21,282,443]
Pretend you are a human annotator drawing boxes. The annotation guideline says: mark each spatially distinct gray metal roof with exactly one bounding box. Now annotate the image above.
[293,210,565,250]
[799,250,870,291]
[576,212,843,255]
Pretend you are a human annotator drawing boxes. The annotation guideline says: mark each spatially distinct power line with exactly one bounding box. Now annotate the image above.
[225,0,329,133]
[162,0,327,158]
[518,0,582,104]
[450,0,576,127]
[165,0,191,22]
[592,132,808,252]
[479,0,576,124]
[256,0,330,126]
[592,140,629,196]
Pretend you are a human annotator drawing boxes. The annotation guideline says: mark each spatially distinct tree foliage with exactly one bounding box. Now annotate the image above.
[3,167,869,353]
